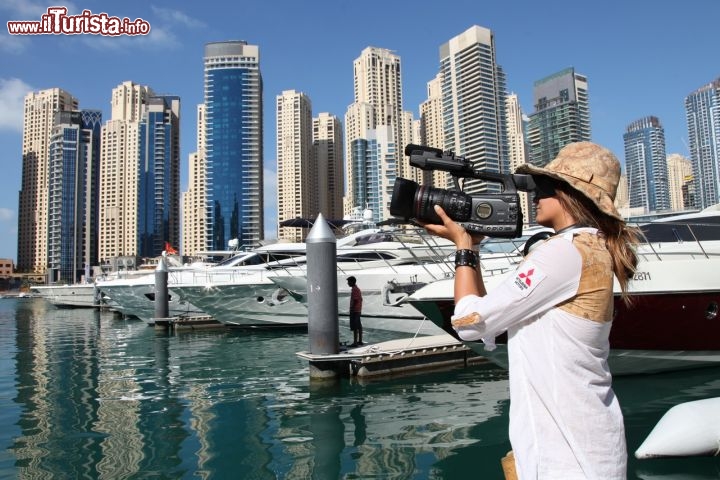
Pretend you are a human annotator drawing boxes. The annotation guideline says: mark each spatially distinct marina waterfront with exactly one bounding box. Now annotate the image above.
[1,298,720,479]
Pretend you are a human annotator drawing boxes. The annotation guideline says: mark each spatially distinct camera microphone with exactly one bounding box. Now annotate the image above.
[405,144,475,176]
[404,144,443,157]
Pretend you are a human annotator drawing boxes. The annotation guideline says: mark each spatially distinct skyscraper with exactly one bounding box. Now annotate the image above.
[99,82,180,261]
[527,68,590,167]
[685,77,720,209]
[137,96,181,257]
[202,41,264,250]
[419,73,446,189]
[345,47,405,215]
[17,88,78,274]
[313,112,344,221]
[615,175,630,217]
[182,105,207,256]
[47,110,102,283]
[99,81,151,261]
[440,25,509,195]
[505,93,531,225]
[666,153,693,211]
[349,126,398,223]
[623,116,670,213]
[276,90,314,242]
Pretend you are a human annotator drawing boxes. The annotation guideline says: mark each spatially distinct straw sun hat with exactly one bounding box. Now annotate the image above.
[515,141,623,221]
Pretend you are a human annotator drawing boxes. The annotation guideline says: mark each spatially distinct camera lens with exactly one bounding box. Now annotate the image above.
[390,178,473,225]
[389,178,420,219]
[419,186,472,223]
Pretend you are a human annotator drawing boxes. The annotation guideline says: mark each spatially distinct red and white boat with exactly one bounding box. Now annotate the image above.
[406,207,720,376]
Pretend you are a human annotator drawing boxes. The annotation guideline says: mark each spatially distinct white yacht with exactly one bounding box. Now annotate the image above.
[97,242,310,325]
[31,283,100,308]
[168,227,456,328]
[267,228,550,334]
[32,256,186,309]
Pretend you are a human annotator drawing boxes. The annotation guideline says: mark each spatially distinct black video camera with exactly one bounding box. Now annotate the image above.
[389,144,536,238]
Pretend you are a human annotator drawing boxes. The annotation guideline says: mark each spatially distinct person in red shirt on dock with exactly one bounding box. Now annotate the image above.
[347,276,364,347]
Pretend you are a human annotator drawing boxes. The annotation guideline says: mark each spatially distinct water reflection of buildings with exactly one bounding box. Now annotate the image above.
[8,305,517,479]
[353,378,509,478]
[274,371,510,479]
[94,330,143,478]
[12,298,54,478]
[12,300,145,478]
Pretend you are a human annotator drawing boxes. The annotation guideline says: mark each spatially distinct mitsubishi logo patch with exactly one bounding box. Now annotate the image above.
[518,268,534,286]
[512,262,546,297]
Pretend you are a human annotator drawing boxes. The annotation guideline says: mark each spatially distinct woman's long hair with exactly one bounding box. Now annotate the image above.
[555,183,642,306]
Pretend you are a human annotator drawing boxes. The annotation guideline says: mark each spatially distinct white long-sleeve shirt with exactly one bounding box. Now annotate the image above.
[452,229,626,480]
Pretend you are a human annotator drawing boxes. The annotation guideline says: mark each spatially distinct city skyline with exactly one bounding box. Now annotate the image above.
[1,1,719,261]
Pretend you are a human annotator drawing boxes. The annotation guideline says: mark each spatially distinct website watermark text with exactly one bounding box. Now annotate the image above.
[7,7,151,36]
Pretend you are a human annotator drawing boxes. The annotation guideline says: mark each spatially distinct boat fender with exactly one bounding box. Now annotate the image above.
[635,397,720,459]
[383,280,407,307]
[268,288,292,306]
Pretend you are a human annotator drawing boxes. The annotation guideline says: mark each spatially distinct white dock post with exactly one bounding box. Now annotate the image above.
[306,213,342,380]
[154,254,170,324]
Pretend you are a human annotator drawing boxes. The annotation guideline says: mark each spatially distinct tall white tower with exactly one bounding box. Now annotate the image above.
[345,47,405,214]
[182,104,207,256]
[506,93,531,225]
[18,88,78,273]
[313,112,344,221]
[276,90,314,242]
[440,25,508,195]
[99,81,152,261]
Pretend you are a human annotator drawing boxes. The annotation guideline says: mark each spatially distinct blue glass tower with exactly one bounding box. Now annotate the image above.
[204,41,264,250]
[350,138,369,214]
[623,116,670,213]
[138,96,181,258]
[48,110,102,283]
[685,78,720,209]
[350,127,397,223]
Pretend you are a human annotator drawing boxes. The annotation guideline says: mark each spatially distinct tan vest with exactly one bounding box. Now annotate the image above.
[553,232,614,323]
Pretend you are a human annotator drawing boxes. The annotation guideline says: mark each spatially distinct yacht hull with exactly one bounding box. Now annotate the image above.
[170,283,307,326]
[32,284,99,308]
[408,254,720,376]
[99,282,204,324]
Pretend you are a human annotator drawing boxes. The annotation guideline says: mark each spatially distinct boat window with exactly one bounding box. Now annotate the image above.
[336,252,397,262]
[215,254,255,267]
[671,228,683,243]
[264,252,304,262]
[235,255,266,266]
[639,222,720,242]
[353,233,394,245]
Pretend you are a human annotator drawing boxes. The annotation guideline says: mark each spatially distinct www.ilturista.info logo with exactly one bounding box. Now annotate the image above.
[7,7,151,36]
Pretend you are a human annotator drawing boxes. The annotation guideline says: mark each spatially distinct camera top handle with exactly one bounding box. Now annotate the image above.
[404,144,535,194]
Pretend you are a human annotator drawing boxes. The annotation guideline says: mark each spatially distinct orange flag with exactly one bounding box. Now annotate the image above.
[164,242,178,255]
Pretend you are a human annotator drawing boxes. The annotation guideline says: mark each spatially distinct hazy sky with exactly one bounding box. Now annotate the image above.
[1,0,718,261]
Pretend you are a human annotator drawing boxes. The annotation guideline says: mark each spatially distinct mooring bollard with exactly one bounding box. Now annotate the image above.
[306,213,342,380]
[154,254,170,327]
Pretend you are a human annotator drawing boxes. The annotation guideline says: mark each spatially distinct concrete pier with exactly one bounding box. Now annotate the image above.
[297,215,486,380]
[153,315,224,332]
[297,334,487,379]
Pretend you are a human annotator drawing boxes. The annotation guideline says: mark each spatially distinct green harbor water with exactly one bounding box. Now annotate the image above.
[1,297,719,479]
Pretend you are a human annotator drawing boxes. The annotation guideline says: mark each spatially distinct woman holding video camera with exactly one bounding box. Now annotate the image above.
[423,142,640,480]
